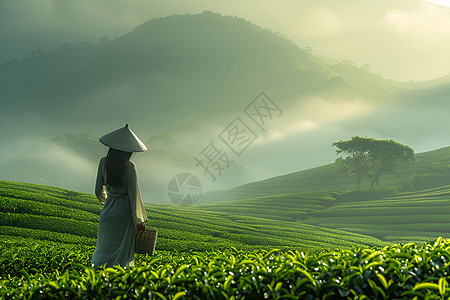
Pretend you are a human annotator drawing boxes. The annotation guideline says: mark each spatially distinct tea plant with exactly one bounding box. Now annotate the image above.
[0,180,385,252]
[3,236,450,299]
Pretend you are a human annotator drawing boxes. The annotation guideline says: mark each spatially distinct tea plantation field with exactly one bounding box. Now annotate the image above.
[4,235,450,298]
[0,180,384,252]
[302,186,450,244]
[4,179,450,298]
[200,146,450,203]
[187,185,450,245]
[194,192,338,222]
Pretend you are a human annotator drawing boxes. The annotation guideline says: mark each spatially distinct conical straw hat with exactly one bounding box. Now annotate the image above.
[99,124,147,152]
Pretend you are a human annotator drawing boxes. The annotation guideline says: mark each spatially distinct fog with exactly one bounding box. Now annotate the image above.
[0,93,385,203]
[0,1,449,204]
[1,0,449,81]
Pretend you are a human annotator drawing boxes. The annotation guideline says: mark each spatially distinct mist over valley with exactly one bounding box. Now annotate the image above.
[1,10,449,204]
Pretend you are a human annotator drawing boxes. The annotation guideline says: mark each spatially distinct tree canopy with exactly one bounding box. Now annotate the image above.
[332,136,414,188]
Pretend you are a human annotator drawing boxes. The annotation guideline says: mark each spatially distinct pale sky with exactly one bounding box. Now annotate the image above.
[426,0,450,8]
[0,0,449,81]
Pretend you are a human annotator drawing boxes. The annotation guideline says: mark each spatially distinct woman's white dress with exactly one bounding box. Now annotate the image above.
[91,157,148,268]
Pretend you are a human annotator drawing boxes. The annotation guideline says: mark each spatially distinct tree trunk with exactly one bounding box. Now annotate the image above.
[370,177,380,188]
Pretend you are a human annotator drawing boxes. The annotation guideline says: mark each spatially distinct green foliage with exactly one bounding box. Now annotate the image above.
[197,192,337,221]
[145,203,383,251]
[0,181,102,214]
[410,173,450,191]
[3,236,450,299]
[202,146,450,202]
[3,177,450,253]
[0,236,94,278]
[304,186,450,242]
[0,195,99,222]
[0,180,384,252]
[332,136,414,189]
[339,187,398,201]
[331,155,370,189]
[0,211,98,238]
[0,226,96,245]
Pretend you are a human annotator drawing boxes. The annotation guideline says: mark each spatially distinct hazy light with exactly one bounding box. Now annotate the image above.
[254,97,374,144]
[426,0,450,8]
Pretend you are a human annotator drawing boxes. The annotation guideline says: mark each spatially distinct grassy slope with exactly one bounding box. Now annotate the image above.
[3,145,450,251]
[201,146,450,203]
[0,180,385,252]
[301,185,450,244]
[189,184,450,245]
[195,191,338,221]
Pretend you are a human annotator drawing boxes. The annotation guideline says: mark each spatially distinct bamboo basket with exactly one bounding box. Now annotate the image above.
[135,228,158,255]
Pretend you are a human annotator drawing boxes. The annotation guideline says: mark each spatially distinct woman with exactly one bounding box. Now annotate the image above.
[91,124,148,269]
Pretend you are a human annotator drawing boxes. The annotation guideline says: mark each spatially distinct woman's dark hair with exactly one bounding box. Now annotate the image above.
[105,148,132,187]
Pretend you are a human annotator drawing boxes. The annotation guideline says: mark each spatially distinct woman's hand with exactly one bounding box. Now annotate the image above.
[135,222,146,232]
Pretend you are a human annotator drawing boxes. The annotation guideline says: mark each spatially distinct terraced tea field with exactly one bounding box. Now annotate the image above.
[0,180,384,252]
[302,186,450,243]
[200,146,450,203]
[3,177,450,298]
[194,192,338,221]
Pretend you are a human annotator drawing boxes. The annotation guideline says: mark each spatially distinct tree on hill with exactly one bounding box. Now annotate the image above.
[332,136,414,188]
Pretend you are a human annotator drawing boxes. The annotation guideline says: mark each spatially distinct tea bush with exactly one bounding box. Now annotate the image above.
[3,236,450,299]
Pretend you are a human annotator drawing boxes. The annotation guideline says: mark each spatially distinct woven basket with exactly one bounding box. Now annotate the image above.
[135,228,158,255]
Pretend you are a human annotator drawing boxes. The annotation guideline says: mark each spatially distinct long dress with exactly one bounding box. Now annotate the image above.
[91,157,148,269]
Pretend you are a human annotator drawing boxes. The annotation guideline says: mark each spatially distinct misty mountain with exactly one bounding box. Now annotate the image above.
[0,10,449,203]
[0,10,395,138]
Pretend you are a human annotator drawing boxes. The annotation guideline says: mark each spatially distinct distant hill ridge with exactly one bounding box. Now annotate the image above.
[200,145,450,203]
[0,10,402,133]
[1,10,449,200]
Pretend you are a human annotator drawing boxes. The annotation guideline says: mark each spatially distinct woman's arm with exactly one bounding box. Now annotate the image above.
[127,161,149,225]
[95,157,107,205]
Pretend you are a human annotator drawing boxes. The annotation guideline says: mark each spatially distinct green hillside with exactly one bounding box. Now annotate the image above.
[4,180,450,298]
[302,185,450,244]
[196,192,338,222]
[201,146,450,203]
[189,183,450,246]
[0,10,407,200]
[0,10,396,134]
[1,10,448,201]
[0,180,385,252]
[4,179,450,298]
[327,62,402,99]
